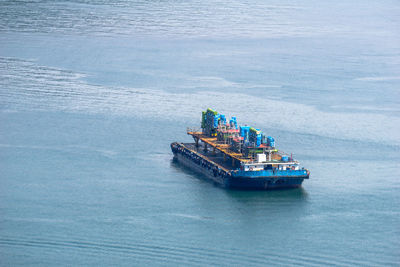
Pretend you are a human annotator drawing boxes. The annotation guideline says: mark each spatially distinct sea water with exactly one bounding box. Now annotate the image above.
[0,1,399,266]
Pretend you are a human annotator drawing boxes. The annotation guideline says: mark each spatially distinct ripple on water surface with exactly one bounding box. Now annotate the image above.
[1,235,395,266]
[1,57,399,146]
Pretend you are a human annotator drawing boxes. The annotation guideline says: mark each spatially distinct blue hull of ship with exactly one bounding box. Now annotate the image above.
[172,146,308,190]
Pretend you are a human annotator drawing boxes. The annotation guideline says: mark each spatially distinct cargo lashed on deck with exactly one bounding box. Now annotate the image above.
[171,108,310,190]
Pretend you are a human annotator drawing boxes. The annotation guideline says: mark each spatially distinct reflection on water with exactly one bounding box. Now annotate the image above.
[224,186,308,202]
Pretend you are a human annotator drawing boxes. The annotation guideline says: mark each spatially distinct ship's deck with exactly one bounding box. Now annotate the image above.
[187,131,283,164]
[183,143,236,171]
[188,131,249,163]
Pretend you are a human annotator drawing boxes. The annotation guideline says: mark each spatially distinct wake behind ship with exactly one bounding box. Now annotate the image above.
[171,109,310,190]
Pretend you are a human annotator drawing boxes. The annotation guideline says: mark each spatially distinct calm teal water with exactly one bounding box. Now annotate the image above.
[1,1,399,266]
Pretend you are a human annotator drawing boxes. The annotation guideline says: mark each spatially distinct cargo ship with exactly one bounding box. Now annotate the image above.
[171,108,310,190]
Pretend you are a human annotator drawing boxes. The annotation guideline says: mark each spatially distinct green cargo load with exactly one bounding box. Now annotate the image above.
[206,108,218,116]
[201,111,206,128]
